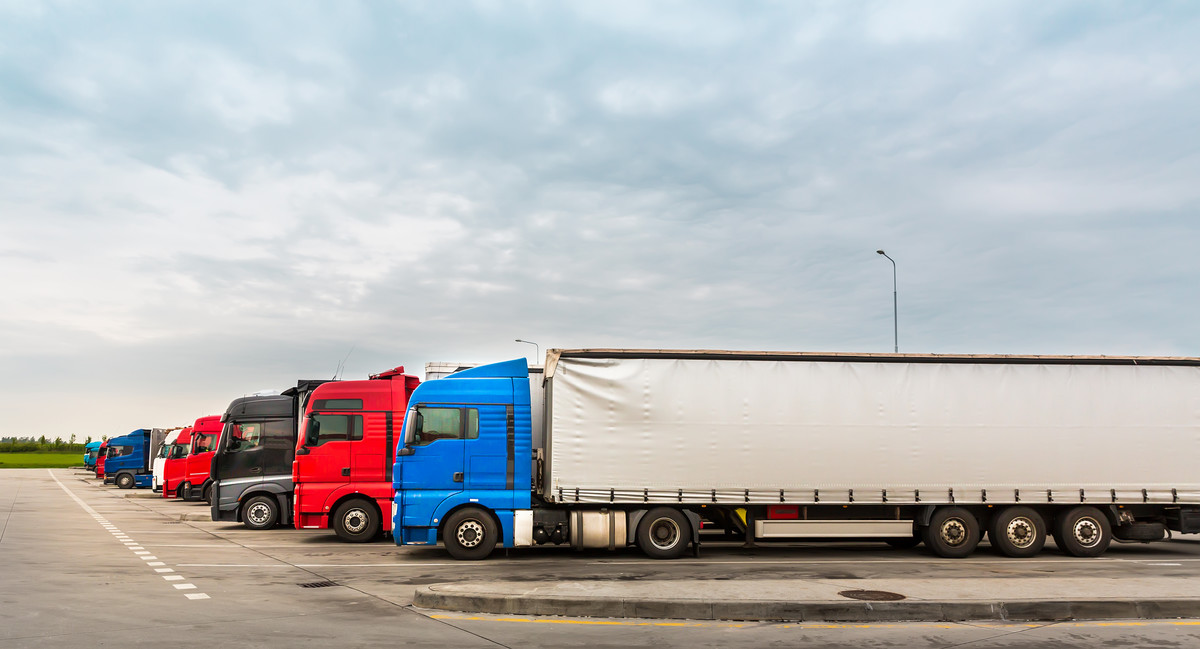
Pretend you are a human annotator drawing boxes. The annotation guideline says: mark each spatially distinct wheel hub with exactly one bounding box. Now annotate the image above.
[457,520,484,548]
[1006,518,1036,548]
[248,504,270,525]
[940,519,967,546]
[1073,518,1100,546]
[343,510,367,534]
[648,518,681,549]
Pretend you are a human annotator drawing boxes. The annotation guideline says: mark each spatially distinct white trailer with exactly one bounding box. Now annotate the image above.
[533,350,1200,558]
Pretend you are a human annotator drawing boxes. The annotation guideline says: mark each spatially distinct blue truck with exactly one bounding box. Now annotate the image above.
[105,429,170,489]
[83,441,102,470]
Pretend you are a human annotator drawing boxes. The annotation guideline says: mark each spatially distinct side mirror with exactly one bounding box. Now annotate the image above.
[398,446,414,456]
[305,417,321,447]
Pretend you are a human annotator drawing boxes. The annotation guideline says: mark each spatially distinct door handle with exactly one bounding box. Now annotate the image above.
[250,467,262,473]
[342,467,351,476]
[453,472,463,483]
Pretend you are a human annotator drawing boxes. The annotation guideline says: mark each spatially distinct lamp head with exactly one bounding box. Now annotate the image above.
[876,250,885,255]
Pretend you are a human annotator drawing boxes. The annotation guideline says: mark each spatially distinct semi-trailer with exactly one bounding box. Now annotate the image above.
[209,380,328,529]
[83,441,102,470]
[292,366,420,542]
[162,427,192,498]
[104,428,170,489]
[178,416,221,503]
[390,349,1200,560]
[152,429,183,492]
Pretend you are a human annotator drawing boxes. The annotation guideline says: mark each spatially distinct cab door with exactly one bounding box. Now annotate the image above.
[395,405,471,529]
[295,413,361,490]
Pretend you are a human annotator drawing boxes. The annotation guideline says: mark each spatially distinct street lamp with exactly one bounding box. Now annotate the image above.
[876,250,898,353]
[515,339,539,361]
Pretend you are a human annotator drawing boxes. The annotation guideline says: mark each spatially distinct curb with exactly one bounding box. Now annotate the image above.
[412,587,1200,622]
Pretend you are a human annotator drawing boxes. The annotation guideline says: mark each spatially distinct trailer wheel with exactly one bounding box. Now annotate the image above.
[922,506,981,558]
[332,499,380,543]
[1055,506,1111,557]
[242,495,279,530]
[989,506,1046,557]
[637,507,692,560]
[443,507,498,560]
[116,473,134,490]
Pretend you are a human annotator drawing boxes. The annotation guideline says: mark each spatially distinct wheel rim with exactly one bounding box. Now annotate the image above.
[247,503,271,526]
[1072,517,1102,547]
[456,520,485,548]
[342,508,369,535]
[1006,517,1038,549]
[939,518,968,547]
[647,517,681,550]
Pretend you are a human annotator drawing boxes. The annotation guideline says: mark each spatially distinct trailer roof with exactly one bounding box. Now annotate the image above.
[544,348,1200,376]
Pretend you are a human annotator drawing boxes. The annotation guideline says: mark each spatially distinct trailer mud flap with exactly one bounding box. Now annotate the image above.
[683,509,702,557]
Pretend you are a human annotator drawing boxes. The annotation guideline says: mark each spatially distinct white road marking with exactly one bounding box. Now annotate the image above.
[1147,562,1182,566]
[47,470,211,601]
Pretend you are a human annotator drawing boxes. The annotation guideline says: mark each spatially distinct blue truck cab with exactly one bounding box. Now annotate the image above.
[392,359,533,559]
[105,429,154,489]
[83,441,102,470]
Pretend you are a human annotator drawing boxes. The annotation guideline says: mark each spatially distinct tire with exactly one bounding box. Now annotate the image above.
[1114,521,1166,543]
[202,482,212,505]
[636,507,692,560]
[178,482,193,501]
[990,506,1047,558]
[1055,506,1112,557]
[443,507,499,560]
[332,499,380,543]
[242,495,280,530]
[922,506,981,558]
[116,473,134,490]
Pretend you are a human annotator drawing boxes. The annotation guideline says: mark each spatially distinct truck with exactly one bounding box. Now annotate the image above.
[209,380,328,529]
[152,429,183,492]
[94,440,108,479]
[104,428,170,489]
[292,366,420,541]
[83,441,102,470]
[162,427,192,498]
[390,349,1200,560]
[177,416,221,502]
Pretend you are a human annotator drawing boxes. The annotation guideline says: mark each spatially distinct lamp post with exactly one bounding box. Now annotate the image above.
[515,339,539,361]
[876,250,898,353]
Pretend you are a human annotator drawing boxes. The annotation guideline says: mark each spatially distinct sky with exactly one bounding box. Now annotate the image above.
[2,1,1199,439]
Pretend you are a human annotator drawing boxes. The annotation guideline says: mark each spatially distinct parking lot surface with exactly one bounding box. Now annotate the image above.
[5,469,1200,647]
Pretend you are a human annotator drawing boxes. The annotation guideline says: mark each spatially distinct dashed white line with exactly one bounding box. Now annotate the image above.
[47,470,210,601]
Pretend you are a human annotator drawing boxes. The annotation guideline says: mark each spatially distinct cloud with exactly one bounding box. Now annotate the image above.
[1,1,1200,436]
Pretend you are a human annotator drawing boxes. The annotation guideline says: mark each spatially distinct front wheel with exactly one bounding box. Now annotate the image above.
[922,506,981,558]
[636,507,692,560]
[178,482,193,501]
[332,499,380,543]
[116,473,134,489]
[443,507,498,560]
[242,495,280,530]
[202,482,212,505]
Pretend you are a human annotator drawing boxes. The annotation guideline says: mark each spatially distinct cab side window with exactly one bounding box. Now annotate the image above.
[312,414,363,445]
[228,423,264,452]
[412,407,479,446]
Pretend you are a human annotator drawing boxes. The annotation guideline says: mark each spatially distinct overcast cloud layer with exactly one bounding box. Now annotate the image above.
[2,1,1199,438]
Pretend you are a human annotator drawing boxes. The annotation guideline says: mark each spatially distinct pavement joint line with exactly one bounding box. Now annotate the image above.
[48,470,209,601]
[426,614,1200,631]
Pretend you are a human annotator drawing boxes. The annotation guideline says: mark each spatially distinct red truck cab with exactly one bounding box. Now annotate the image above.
[95,440,109,479]
[180,416,221,503]
[293,366,419,541]
[163,427,193,498]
